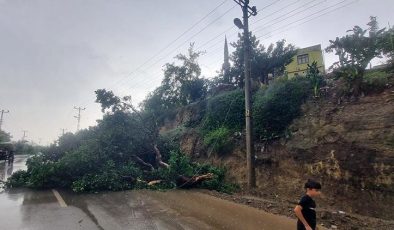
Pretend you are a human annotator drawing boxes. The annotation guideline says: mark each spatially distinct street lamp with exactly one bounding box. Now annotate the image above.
[233,18,243,29]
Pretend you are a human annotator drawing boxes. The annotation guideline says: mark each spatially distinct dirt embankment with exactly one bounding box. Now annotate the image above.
[161,88,394,229]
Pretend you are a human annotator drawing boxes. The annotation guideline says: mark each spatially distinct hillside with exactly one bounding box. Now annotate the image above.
[159,77,394,228]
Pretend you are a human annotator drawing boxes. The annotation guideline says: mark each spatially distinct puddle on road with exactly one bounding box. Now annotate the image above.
[139,190,297,230]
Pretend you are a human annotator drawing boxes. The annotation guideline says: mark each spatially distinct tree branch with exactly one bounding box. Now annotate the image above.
[131,154,154,171]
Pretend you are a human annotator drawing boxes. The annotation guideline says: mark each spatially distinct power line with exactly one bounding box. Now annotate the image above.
[253,0,301,25]
[256,0,354,40]
[93,0,297,98]
[116,0,287,93]
[91,0,231,97]
[141,4,238,74]
[253,0,324,34]
[61,0,356,132]
[129,0,230,73]
[257,0,283,13]
[202,0,338,61]
[61,0,233,125]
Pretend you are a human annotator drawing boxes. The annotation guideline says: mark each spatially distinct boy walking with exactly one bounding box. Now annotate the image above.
[294,179,322,230]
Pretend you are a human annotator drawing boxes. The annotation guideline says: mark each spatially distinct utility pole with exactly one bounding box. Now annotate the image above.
[0,109,9,131]
[22,130,28,141]
[73,106,86,131]
[60,128,67,136]
[233,0,257,189]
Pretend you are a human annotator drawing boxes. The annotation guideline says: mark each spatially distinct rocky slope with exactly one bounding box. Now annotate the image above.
[160,86,394,225]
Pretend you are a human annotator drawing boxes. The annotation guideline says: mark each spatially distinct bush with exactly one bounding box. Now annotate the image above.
[201,89,244,134]
[197,164,239,194]
[362,70,391,94]
[253,76,311,140]
[203,127,233,155]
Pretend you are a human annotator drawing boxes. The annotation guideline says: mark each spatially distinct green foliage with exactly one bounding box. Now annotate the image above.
[362,70,391,93]
[159,43,207,106]
[158,127,184,153]
[5,46,235,194]
[13,141,40,155]
[253,77,311,140]
[326,16,386,96]
[196,164,239,194]
[0,130,11,143]
[71,161,141,192]
[201,89,244,133]
[142,44,207,125]
[95,89,122,113]
[5,170,29,188]
[228,33,296,87]
[306,61,324,97]
[158,151,239,193]
[380,26,394,68]
[23,155,61,188]
[166,150,194,179]
[203,127,233,155]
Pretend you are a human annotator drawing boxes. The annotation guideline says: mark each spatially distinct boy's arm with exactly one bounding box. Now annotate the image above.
[294,205,312,230]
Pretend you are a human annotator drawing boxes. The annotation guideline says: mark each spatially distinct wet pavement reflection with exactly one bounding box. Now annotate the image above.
[0,154,28,182]
[0,155,300,230]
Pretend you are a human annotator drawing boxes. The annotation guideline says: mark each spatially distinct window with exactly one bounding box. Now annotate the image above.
[297,54,309,65]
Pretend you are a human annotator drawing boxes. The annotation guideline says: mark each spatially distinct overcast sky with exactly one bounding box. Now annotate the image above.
[0,0,393,145]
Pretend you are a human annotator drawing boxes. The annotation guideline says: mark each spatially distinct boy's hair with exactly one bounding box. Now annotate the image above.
[304,179,322,190]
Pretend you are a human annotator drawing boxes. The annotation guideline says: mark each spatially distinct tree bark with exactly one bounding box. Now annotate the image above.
[154,144,170,168]
[131,154,154,171]
[176,173,214,188]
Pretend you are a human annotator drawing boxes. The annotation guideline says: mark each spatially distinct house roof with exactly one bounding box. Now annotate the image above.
[297,44,322,55]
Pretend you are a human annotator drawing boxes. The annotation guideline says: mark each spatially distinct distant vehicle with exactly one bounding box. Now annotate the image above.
[0,142,14,163]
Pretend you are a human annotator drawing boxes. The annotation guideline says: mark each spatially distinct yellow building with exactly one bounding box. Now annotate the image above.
[285,44,325,78]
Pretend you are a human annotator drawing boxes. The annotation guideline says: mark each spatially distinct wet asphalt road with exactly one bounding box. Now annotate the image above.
[0,155,298,230]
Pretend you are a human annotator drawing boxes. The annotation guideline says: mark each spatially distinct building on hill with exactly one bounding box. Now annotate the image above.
[285,44,325,78]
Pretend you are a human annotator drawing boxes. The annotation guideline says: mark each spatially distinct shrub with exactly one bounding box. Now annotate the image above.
[362,70,390,94]
[201,89,244,134]
[253,76,311,140]
[203,127,233,155]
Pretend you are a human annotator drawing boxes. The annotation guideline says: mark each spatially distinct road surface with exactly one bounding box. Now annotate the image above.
[0,155,299,230]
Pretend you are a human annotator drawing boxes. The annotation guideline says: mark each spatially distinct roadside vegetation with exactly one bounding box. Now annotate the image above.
[6,17,393,194]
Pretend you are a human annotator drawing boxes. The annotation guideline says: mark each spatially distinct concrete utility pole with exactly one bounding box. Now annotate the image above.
[60,128,67,136]
[74,106,86,131]
[0,109,9,131]
[233,0,257,189]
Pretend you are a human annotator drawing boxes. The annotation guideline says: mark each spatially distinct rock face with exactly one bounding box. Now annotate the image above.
[275,90,394,220]
[161,89,394,220]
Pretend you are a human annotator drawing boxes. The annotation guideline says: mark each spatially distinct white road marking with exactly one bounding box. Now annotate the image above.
[52,189,67,207]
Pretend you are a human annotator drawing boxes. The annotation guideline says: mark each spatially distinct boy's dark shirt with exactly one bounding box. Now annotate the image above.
[297,195,317,230]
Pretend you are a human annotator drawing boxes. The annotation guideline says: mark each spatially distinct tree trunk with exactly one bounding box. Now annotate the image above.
[131,154,154,171]
[154,144,169,168]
